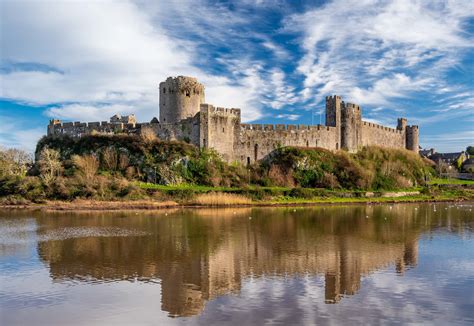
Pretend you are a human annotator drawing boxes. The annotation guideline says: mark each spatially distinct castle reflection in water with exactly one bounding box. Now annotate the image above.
[33,204,456,317]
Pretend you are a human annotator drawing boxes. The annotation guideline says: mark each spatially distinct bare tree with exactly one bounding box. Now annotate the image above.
[0,147,33,177]
[38,147,62,185]
[73,154,99,183]
[102,147,118,171]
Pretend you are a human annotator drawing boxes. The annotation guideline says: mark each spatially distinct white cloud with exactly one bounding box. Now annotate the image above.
[349,73,432,106]
[284,0,473,108]
[45,104,141,122]
[0,0,268,125]
[276,114,300,121]
[261,41,290,60]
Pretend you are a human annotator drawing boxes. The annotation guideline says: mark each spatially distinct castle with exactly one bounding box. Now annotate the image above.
[48,76,419,163]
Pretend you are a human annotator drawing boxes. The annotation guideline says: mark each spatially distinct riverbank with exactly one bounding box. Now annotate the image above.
[1,185,472,211]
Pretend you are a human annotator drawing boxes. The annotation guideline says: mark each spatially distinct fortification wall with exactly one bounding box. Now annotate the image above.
[360,121,405,149]
[146,116,200,146]
[200,104,241,162]
[47,121,140,137]
[235,124,337,164]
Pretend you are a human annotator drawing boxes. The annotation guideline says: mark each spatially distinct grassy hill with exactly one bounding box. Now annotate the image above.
[0,134,441,203]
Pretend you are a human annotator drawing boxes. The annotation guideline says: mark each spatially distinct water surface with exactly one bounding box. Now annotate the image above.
[1,203,473,325]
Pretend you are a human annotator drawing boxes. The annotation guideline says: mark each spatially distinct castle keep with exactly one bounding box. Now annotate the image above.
[48,76,420,163]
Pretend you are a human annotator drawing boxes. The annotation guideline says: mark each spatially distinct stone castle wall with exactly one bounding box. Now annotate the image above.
[47,120,140,137]
[360,121,405,149]
[199,104,241,162]
[146,117,200,146]
[47,76,420,164]
[235,124,337,165]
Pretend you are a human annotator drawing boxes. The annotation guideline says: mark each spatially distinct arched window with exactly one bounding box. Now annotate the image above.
[185,90,190,97]
[254,144,259,162]
[163,88,166,93]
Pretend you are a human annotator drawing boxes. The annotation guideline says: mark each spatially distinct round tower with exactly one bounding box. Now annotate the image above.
[341,102,362,152]
[159,76,205,124]
[406,125,419,153]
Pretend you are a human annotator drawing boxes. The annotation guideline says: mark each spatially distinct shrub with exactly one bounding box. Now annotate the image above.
[261,146,432,190]
[72,154,99,183]
[140,127,157,145]
[289,187,315,199]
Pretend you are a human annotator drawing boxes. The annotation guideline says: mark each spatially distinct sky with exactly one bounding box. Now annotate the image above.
[0,0,473,152]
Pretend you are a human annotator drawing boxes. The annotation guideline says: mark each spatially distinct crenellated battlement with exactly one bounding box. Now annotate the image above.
[326,95,342,101]
[162,76,204,95]
[47,114,144,137]
[362,121,402,134]
[200,104,241,118]
[241,123,333,132]
[343,102,361,111]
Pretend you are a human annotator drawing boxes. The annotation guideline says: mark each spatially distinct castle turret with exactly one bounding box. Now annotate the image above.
[47,119,61,136]
[159,76,205,124]
[341,102,362,152]
[397,118,407,131]
[326,95,342,149]
[406,125,419,153]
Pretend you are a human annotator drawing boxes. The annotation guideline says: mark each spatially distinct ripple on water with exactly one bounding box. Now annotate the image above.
[37,226,150,242]
[0,225,149,246]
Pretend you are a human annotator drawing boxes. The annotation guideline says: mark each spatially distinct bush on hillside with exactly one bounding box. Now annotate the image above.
[35,134,247,187]
[260,146,434,190]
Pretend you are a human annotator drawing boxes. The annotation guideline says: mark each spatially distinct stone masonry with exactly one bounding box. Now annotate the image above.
[47,76,420,163]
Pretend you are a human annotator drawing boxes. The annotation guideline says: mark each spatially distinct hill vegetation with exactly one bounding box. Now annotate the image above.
[0,134,459,205]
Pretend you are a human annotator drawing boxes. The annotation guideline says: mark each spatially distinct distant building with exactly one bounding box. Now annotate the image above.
[110,114,136,125]
[462,158,474,173]
[429,151,469,166]
[420,148,436,158]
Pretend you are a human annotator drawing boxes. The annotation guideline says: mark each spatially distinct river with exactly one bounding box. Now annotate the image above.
[1,203,473,325]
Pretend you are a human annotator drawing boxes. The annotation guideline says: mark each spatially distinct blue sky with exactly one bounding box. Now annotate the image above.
[1,0,473,152]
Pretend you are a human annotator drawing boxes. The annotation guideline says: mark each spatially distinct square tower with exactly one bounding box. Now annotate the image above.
[326,95,342,149]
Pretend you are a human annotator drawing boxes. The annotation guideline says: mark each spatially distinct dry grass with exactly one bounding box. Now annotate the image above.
[140,126,158,144]
[190,192,252,206]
